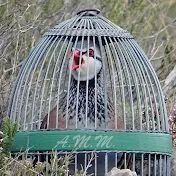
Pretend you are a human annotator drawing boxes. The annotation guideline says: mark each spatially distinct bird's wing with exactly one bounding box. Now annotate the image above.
[40,91,67,129]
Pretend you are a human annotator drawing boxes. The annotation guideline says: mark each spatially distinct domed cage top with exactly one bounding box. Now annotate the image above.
[8,9,172,176]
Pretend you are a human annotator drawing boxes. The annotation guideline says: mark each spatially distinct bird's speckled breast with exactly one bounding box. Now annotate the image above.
[61,73,113,129]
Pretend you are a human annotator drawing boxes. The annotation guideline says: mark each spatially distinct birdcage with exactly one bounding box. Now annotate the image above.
[8,9,172,175]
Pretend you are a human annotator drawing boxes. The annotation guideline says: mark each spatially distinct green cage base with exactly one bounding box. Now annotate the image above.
[12,130,172,155]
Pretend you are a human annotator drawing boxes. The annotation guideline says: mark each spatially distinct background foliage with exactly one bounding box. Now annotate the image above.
[0,0,176,175]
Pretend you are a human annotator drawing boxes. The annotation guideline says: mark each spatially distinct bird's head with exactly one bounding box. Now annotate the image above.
[68,40,102,81]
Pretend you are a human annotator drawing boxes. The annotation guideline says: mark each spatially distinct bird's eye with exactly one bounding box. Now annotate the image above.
[89,49,94,57]
[82,51,87,55]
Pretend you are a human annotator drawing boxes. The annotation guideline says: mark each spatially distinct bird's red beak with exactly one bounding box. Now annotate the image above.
[71,50,85,71]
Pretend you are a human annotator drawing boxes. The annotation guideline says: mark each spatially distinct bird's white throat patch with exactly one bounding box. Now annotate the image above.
[69,55,102,81]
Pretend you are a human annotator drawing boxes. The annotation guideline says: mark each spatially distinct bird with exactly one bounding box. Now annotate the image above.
[40,39,123,130]
[39,38,132,175]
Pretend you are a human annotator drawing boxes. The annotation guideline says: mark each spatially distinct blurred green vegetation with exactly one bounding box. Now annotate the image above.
[0,0,175,174]
[101,0,176,80]
[43,0,63,16]
[2,119,17,155]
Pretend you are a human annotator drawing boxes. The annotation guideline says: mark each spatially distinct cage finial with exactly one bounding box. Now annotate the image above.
[76,8,100,15]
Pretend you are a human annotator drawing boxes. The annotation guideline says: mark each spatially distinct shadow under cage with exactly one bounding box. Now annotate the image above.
[8,9,172,176]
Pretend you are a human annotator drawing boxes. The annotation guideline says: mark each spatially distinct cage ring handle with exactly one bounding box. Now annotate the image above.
[77,8,100,15]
